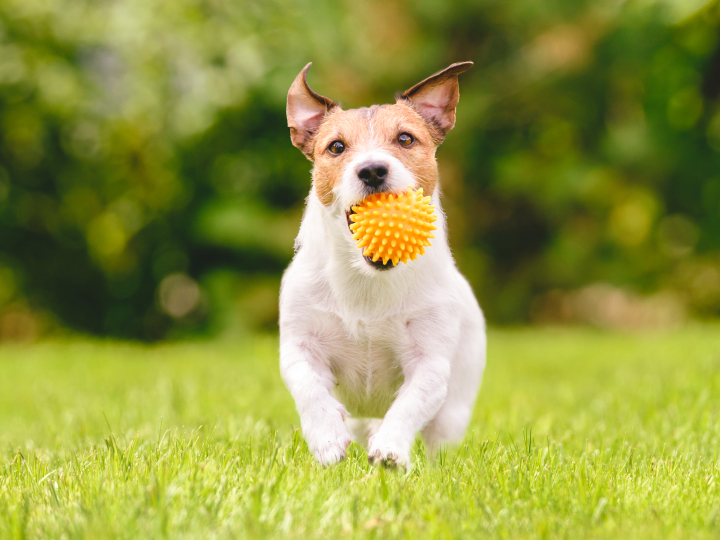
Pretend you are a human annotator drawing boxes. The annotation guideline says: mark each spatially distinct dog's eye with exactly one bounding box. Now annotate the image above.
[398,133,415,147]
[328,140,345,155]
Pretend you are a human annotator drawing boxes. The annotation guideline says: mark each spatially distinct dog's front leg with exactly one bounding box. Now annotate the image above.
[368,358,450,468]
[280,341,351,466]
[368,315,457,468]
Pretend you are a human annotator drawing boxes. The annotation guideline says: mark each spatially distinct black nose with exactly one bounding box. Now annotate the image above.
[357,161,389,188]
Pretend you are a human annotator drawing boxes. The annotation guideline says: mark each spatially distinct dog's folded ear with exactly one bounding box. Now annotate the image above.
[287,63,337,159]
[399,62,473,139]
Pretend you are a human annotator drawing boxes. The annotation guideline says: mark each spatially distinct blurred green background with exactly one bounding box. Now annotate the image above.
[1,0,720,341]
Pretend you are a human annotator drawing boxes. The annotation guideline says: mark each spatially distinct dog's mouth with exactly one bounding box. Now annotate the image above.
[346,208,395,271]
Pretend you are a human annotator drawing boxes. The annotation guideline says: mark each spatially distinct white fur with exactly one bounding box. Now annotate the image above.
[279,149,486,468]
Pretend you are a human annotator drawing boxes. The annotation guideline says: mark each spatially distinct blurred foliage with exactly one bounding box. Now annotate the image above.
[1,0,720,339]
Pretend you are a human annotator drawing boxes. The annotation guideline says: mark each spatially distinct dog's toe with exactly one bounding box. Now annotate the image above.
[367,438,409,469]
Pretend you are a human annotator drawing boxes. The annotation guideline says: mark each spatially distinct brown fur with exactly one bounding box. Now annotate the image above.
[311,102,441,206]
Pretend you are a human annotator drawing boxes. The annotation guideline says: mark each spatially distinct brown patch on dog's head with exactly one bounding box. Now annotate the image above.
[286,62,473,206]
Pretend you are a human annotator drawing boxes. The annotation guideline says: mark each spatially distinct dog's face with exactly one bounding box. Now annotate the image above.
[311,103,439,209]
[287,62,472,270]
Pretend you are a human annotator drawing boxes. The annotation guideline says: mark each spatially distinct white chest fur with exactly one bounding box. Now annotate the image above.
[322,314,408,418]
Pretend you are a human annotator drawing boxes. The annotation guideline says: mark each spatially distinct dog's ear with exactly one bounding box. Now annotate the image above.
[399,62,473,139]
[287,63,337,158]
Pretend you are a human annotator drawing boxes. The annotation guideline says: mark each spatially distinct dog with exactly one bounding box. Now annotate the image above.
[279,62,486,467]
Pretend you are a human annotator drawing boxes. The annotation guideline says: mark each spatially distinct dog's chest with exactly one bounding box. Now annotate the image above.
[327,318,407,418]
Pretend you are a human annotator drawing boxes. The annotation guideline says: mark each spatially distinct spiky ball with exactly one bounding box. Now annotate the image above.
[349,187,437,266]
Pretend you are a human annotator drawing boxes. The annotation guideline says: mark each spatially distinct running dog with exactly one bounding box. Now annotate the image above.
[279,62,486,467]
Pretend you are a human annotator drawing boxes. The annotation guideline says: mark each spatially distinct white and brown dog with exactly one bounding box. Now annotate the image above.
[279,62,486,467]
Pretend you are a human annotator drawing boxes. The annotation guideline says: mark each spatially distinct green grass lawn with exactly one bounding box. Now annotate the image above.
[1,326,719,539]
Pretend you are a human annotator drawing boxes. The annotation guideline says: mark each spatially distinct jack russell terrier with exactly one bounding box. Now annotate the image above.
[279,62,486,468]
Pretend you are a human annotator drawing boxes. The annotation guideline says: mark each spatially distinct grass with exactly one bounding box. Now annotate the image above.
[0,326,719,539]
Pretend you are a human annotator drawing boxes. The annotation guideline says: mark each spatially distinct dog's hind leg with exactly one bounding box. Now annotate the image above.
[422,316,486,457]
[421,398,473,458]
[345,418,383,449]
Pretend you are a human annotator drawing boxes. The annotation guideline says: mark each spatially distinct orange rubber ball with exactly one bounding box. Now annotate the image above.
[349,187,437,266]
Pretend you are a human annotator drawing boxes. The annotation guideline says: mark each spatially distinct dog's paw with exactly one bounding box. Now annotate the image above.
[302,410,352,466]
[309,432,352,466]
[367,433,410,469]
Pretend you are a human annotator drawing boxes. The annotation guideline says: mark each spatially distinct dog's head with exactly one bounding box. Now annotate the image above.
[287,62,472,270]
